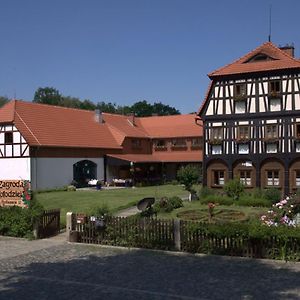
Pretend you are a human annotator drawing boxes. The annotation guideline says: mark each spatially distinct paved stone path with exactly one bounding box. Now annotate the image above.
[1,235,300,299]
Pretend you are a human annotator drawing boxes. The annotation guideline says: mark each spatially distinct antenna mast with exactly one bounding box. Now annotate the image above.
[268,5,272,42]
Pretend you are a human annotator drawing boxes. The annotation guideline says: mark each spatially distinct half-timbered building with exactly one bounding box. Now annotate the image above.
[0,100,203,189]
[198,42,300,194]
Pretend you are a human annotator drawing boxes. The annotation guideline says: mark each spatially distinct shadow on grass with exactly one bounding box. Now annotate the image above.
[1,245,300,299]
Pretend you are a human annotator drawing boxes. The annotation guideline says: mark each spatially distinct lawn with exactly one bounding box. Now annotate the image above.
[36,184,189,225]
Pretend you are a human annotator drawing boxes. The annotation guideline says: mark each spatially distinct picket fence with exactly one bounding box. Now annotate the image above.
[70,214,300,260]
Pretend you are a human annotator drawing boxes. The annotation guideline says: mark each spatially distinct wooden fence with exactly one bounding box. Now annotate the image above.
[36,209,60,239]
[68,214,300,260]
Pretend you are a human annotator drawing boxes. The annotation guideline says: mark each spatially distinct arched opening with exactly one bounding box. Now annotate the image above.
[289,159,300,192]
[73,160,97,187]
[233,160,256,188]
[207,159,228,189]
[260,158,284,191]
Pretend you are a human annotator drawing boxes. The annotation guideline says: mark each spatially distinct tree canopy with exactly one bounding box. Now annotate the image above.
[0,96,9,108]
[32,87,181,116]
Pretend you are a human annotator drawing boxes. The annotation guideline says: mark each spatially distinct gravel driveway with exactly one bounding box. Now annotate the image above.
[1,234,300,299]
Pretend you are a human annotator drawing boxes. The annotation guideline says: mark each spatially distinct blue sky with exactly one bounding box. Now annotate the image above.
[0,0,299,113]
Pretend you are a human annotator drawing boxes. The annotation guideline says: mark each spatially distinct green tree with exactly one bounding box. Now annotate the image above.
[177,165,200,192]
[131,100,153,117]
[0,96,9,107]
[33,87,62,105]
[96,101,118,113]
[224,178,245,200]
[60,96,82,109]
[152,102,180,116]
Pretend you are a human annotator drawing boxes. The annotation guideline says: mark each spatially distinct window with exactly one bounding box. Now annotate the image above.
[213,170,225,186]
[267,170,280,186]
[131,139,142,149]
[265,124,278,140]
[238,126,250,141]
[269,80,281,96]
[172,139,187,148]
[4,132,13,144]
[269,98,281,111]
[191,138,202,149]
[295,124,300,139]
[210,127,223,142]
[239,170,251,186]
[238,144,249,154]
[235,100,246,114]
[212,145,222,155]
[234,83,247,99]
[296,170,300,187]
[155,139,166,148]
[266,143,278,153]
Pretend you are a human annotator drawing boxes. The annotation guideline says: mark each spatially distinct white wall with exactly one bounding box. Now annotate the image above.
[0,157,31,180]
[31,157,104,190]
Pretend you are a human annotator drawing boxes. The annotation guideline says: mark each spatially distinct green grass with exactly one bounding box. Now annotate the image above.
[36,184,189,225]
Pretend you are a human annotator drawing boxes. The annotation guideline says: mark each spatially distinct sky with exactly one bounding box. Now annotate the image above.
[0,0,300,114]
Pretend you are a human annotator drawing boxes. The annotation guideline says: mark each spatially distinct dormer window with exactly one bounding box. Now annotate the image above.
[4,132,13,144]
[246,53,275,63]
[171,139,187,148]
[131,139,142,149]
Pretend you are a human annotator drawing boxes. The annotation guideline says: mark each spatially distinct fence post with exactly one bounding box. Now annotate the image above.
[174,219,181,251]
[66,212,76,242]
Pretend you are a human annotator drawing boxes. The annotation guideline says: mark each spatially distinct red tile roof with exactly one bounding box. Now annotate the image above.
[108,151,202,163]
[136,114,202,138]
[209,42,300,78]
[103,113,149,145]
[0,100,121,149]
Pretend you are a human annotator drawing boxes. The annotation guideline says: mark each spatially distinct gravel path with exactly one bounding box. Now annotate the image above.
[1,235,300,299]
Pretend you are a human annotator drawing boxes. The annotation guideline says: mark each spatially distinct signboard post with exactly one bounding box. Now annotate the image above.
[0,180,31,208]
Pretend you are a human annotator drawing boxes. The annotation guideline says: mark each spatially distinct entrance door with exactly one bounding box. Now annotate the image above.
[73,160,97,187]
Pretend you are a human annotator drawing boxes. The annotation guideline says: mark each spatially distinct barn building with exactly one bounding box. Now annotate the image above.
[0,100,202,189]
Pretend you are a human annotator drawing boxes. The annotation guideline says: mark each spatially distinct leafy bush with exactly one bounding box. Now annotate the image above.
[198,186,215,198]
[90,204,111,217]
[224,178,244,200]
[199,194,234,206]
[263,188,281,203]
[155,196,184,213]
[177,164,199,191]
[236,195,271,207]
[0,197,44,238]
[169,196,183,209]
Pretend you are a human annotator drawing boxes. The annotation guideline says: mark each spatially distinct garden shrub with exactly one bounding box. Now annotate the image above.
[169,196,183,209]
[155,196,184,213]
[90,204,111,217]
[177,164,199,191]
[263,188,281,203]
[224,178,244,200]
[198,186,215,199]
[236,194,271,207]
[0,197,44,238]
[199,194,234,206]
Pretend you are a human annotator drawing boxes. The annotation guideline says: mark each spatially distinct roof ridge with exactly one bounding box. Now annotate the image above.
[208,42,272,77]
[15,100,94,114]
[15,110,41,145]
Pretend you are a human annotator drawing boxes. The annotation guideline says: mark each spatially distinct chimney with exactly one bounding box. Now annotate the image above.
[94,109,103,123]
[279,44,295,57]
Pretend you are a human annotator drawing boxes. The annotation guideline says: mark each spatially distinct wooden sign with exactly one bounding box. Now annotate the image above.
[0,180,31,208]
